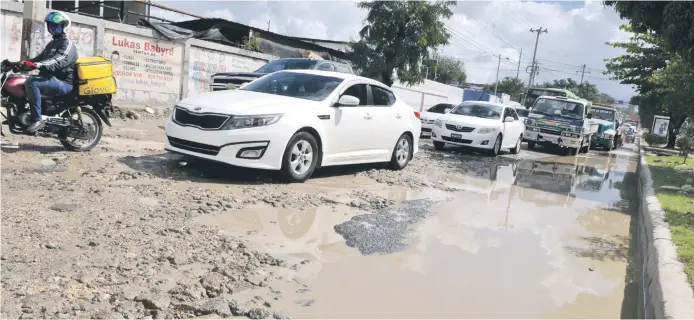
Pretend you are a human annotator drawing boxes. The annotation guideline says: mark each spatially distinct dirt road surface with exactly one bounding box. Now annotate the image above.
[1,116,641,318]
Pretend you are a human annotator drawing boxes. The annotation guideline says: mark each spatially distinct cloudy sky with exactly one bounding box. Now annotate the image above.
[151,0,635,101]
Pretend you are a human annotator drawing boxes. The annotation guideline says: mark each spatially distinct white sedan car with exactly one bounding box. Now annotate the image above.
[431,101,525,156]
[420,103,457,136]
[165,70,421,182]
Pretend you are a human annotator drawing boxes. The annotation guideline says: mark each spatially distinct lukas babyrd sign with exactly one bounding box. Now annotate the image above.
[104,30,182,95]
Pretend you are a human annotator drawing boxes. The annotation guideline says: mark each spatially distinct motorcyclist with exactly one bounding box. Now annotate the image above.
[9,11,78,133]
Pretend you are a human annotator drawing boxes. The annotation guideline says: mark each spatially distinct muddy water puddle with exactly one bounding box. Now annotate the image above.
[195,148,640,318]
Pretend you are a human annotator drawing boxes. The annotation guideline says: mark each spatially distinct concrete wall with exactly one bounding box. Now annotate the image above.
[0,4,277,109]
[637,148,694,319]
[392,79,464,112]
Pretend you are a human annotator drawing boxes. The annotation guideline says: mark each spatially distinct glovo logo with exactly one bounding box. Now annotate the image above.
[83,84,115,95]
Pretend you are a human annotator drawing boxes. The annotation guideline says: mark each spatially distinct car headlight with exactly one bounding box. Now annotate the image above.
[524,118,533,126]
[221,114,283,130]
[477,127,496,134]
[434,119,443,128]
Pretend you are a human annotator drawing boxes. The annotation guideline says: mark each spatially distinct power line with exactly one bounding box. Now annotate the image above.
[456,8,521,55]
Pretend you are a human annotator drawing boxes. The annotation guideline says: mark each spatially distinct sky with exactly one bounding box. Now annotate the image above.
[150,0,635,101]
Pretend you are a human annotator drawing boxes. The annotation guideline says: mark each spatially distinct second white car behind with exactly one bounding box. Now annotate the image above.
[164,70,421,182]
[431,101,525,156]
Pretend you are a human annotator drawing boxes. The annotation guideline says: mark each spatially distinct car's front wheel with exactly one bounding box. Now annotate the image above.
[510,135,522,154]
[389,133,412,170]
[280,131,319,183]
[486,134,502,156]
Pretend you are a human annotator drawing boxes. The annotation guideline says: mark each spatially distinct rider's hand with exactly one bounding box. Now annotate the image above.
[22,61,38,70]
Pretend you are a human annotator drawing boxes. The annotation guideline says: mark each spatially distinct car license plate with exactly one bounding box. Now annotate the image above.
[226,84,239,89]
[451,133,462,139]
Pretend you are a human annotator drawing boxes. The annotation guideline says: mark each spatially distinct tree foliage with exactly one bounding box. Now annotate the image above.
[424,55,467,85]
[484,77,526,101]
[348,1,455,87]
[605,1,694,63]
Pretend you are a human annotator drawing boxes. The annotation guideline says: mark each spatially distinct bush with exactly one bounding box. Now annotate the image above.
[645,133,667,146]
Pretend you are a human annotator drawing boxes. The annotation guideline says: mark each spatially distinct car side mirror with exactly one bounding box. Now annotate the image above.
[335,95,360,107]
[444,108,451,114]
[504,116,515,123]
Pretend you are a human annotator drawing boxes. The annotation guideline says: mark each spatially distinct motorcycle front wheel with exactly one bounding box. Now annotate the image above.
[60,108,103,151]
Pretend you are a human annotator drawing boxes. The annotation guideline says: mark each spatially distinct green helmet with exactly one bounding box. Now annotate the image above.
[44,11,71,36]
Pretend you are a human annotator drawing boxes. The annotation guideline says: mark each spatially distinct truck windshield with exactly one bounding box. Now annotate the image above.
[532,98,584,120]
[524,89,565,108]
[590,108,615,121]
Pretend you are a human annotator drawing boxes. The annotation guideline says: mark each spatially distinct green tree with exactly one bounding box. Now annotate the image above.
[604,2,694,63]
[425,55,466,85]
[349,1,455,87]
[598,92,616,104]
[485,77,526,101]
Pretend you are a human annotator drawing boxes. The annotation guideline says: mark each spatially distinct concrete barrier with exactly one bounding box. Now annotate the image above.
[637,148,694,318]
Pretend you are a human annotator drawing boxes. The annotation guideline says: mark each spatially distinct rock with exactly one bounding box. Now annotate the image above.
[247,308,270,319]
[198,297,231,317]
[687,178,693,185]
[88,241,99,247]
[144,107,155,114]
[682,184,694,193]
[135,294,170,311]
[45,243,57,249]
[200,272,227,296]
[228,300,246,316]
[49,203,79,212]
[126,110,141,120]
[273,312,290,320]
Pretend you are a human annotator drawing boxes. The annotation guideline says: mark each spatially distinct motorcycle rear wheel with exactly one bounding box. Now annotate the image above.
[60,108,103,151]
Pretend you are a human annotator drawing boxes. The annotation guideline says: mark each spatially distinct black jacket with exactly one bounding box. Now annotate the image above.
[30,34,78,84]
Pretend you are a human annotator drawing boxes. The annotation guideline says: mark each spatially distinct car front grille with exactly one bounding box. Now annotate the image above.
[167,136,221,156]
[442,136,473,144]
[445,124,475,132]
[174,107,229,130]
[540,128,561,135]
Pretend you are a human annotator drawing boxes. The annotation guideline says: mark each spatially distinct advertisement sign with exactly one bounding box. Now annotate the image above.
[104,29,183,106]
[652,115,670,138]
[0,11,22,62]
[188,46,267,96]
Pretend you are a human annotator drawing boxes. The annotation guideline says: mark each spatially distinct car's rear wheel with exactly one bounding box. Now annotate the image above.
[280,132,318,183]
[389,134,412,170]
[486,134,502,156]
[433,141,445,151]
[510,135,522,154]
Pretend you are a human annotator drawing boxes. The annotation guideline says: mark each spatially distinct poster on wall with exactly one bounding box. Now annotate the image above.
[29,21,95,58]
[0,11,22,62]
[104,29,183,107]
[652,115,670,138]
[188,46,268,96]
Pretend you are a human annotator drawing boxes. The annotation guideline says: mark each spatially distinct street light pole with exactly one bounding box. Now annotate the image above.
[528,27,548,88]
[494,54,501,96]
[516,48,522,81]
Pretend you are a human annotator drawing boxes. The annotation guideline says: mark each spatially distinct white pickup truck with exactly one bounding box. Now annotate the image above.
[523,96,599,156]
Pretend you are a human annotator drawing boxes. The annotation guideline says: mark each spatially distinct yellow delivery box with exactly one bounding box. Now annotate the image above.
[76,56,117,96]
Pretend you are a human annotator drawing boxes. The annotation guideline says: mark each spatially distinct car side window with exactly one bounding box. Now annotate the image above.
[371,86,396,106]
[428,104,451,113]
[317,63,336,71]
[336,65,351,73]
[341,84,368,106]
[508,108,520,120]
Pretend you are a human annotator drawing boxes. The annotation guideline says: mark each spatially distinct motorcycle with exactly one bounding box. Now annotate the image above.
[0,60,113,151]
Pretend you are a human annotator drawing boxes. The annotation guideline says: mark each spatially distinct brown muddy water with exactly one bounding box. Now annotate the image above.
[195,147,642,318]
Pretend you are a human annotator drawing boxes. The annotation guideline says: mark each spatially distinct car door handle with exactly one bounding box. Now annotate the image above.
[395,113,402,119]
[364,113,372,120]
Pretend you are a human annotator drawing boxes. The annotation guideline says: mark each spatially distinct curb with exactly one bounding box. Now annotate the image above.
[637,147,694,318]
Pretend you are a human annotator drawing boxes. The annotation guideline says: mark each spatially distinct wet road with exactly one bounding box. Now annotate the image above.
[194,143,642,318]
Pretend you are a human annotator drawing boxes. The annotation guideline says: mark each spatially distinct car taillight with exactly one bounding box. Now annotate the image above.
[414,111,421,119]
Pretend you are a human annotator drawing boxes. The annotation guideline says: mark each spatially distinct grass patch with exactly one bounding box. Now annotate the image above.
[645,155,694,287]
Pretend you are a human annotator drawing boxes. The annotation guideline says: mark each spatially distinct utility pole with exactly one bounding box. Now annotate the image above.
[528,27,548,88]
[267,20,271,31]
[494,54,502,96]
[515,48,523,81]
[577,64,591,84]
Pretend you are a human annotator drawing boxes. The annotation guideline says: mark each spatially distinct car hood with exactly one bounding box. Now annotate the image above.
[211,72,267,79]
[439,114,501,127]
[177,90,321,115]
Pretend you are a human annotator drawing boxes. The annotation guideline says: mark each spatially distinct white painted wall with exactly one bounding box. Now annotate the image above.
[391,79,463,112]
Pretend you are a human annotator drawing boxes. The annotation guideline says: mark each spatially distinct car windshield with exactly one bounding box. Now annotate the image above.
[515,108,529,117]
[451,103,502,119]
[242,71,344,101]
[532,98,584,120]
[254,60,318,74]
[590,108,616,121]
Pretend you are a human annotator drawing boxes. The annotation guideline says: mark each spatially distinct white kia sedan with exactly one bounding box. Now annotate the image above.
[165,70,421,182]
[431,101,525,156]
[420,103,457,136]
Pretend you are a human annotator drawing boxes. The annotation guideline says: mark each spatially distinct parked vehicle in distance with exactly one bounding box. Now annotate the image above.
[209,58,354,91]
[165,70,421,183]
[430,101,525,156]
[420,103,457,136]
[588,104,621,150]
[523,96,599,156]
